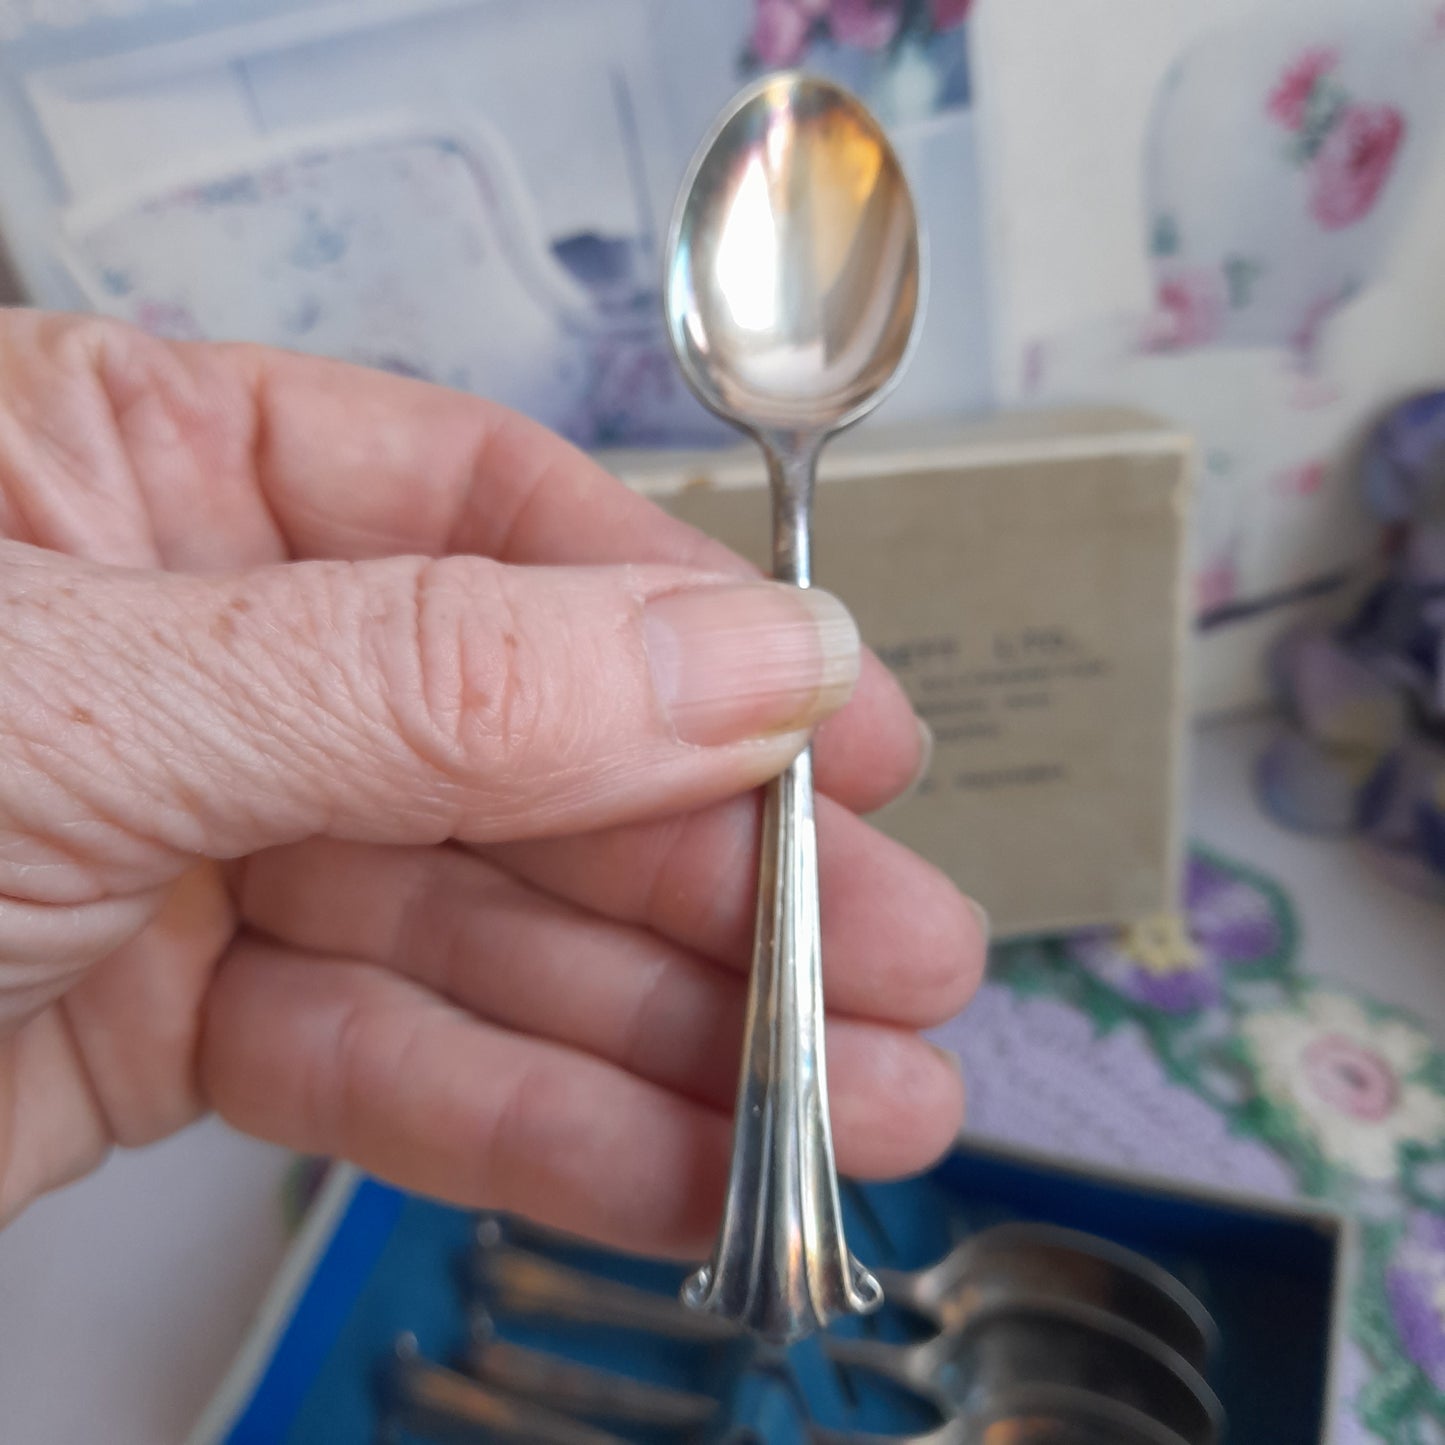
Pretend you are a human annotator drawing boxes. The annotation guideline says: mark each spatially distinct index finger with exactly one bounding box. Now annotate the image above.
[220,342,925,810]
[227,342,743,570]
[77,319,922,812]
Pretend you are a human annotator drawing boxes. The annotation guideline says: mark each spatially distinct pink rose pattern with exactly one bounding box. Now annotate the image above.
[1144,266,1227,350]
[827,0,905,52]
[1196,553,1239,615]
[1273,460,1328,498]
[1288,288,1354,361]
[1309,104,1408,231]
[750,0,814,66]
[1146,44,1412,359]
[747,0,967,68]
[1266,47,1341,131]
[1265,47,1407,232]
[1302,1034,1402,1123]
[929,0,973,31]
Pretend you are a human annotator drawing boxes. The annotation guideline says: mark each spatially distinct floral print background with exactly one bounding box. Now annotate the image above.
[60,113,741,453]
[935,846,1445,1442]
[741,0,972,125]
[1140,9,1445,623]
[986,0,1445,713]
[3,0,989,451]
[68,134,603,433]
[1143,19,1445,367]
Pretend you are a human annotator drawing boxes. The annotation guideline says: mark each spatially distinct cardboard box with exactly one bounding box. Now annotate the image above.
[598,408,1194,939]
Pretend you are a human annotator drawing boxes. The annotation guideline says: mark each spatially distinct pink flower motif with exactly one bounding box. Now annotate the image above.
[1274,460,1328,498]
[1197,555,1238,614]
[1302,1033,1400,1122]
[750,0,813,66]
[1289,291,1346,360]
[929,0,973,29]
[1145,267,1227,350]
[1267,47,1340,131]
[827,0,904,51]
[1287,374,1344,410]
[1309,104,1407,230]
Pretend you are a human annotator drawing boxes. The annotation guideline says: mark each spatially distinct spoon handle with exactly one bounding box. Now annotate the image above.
[683,445,881,1341]
[476,1245,740,1341]
[386,1338,630,1445]
[767,445,816,587]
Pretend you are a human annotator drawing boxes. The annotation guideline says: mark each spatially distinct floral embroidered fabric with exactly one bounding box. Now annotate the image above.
[933,847,1445,1443]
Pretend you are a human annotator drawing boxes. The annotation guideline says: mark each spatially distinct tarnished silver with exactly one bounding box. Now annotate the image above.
[471,1241,739,1343]
[465,1327,718,1431]
[662,70,922,1343]
[875,1223,1219,1370]
[383,1335,630,1445]
[824,1301,1223,1445]
[812,1385,1195,1445]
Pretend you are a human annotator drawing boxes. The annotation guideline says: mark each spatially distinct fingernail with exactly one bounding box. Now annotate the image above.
[645,583,860,747]
[901,717,934,801]
[967,897,992,953]
[929,1041,964,1078]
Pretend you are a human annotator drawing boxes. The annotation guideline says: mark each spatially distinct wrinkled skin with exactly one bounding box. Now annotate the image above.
[0,312,983,1256]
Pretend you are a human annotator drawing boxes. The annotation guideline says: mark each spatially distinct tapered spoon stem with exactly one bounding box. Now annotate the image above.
[767,440,817,587]
[682,441,880,1342]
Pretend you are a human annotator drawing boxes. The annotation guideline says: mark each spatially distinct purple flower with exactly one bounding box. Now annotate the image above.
[1421,769,1445,876]
[1386,1212,1445,1388]
[931,986,1295,1197]
[1064,853,1286,1014]
[1256,728,1380,836]
[1361,390,1445,526]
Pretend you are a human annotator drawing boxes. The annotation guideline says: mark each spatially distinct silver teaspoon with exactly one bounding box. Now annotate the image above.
[662,70,923,1342]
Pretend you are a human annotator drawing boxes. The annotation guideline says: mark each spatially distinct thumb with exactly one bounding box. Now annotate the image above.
[0,544,859,874]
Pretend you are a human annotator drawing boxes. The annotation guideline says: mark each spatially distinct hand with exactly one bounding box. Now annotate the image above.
[0,312,984,1255]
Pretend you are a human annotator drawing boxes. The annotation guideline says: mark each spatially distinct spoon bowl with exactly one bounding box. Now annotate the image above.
[665,71,921,437]
[826,1301,1223,1445]
[876,1223,1219,1370]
